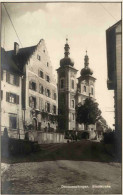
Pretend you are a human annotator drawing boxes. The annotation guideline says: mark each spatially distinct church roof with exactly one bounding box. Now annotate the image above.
[60,39,74,67]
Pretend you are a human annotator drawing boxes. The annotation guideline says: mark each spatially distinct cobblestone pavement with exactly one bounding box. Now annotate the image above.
[1,161,121,194]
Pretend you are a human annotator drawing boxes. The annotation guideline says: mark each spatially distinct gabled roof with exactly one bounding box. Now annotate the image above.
[106,20,122,32]
[1,47,23,76]
[6,45,36,72]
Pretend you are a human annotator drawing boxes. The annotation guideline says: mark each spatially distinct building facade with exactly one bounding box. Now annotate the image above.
[57,39,96,138]
[1,48,24,138]
[106,20,122,159]
[1,39,58,138]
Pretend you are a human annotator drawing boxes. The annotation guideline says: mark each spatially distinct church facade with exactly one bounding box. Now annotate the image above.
[57,39,96,137]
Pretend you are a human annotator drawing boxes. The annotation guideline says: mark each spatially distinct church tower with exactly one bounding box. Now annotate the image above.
[77,51,96,131]
[57,39,78,131]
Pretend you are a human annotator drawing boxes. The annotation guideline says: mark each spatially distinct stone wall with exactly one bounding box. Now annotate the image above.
[27,131,66,144]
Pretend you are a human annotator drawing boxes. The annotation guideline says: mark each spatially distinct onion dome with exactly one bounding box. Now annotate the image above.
[81,51,93,76]
[60,38,74,67]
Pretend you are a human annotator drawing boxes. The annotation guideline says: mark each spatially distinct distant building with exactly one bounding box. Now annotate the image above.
[1,39,58,137]
[57,39,96,139]
[106,20,122,159]
[1,47,24,138]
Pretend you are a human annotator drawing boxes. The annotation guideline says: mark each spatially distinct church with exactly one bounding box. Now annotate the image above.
[57,39,96,138]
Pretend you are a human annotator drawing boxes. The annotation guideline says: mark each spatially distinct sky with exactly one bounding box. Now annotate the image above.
[1,2,121,128]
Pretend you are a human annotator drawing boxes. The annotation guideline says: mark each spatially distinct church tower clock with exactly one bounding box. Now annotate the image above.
[57,39,78,131]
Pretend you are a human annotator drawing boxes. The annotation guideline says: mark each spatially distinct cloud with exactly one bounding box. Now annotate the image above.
[2,2,47,18]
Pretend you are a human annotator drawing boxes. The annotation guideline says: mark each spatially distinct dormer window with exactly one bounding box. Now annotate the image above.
[37,55,41,61]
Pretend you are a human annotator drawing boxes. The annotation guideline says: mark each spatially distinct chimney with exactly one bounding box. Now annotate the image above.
[14,42,19,55]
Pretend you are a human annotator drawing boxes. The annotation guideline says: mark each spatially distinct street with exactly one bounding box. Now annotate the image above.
[1,160,121,194]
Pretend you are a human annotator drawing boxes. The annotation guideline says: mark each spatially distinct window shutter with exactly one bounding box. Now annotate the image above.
[16,95,19,104]
[6,92,9,102]
[6,72,10,83]
[16,76,19,86]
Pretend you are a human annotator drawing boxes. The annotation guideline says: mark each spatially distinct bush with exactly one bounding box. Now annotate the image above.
[103,131,115,144]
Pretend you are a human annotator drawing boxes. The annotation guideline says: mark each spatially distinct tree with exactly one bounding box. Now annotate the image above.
[76,98,101,129]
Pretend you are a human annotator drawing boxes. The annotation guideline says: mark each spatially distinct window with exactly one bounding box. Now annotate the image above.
[1,90,3,100]
[61,79,64,89]
[54,93,56,100]
[53,105,56,114]
[39,84,44,94]
[91,87,93,95]
[6,72,19,86]
[45,102,50,112]
[72,113,75,121]
[72,80,74,89]
[84,86,86,92]
[39,70,44,78]
[9,116,17,129]
[37,55,41,61]
[29,81,36,91]
[47,62,49,67]
[43,50,45,53]
[47,89,50,97]
[71,100,74,108]
[46,75,50,82]
[29,96,36,108]
[39,98,43,110]
[6,92,19,104]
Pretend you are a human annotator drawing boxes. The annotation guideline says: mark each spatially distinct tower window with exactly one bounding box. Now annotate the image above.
[84,86,86,92]
[53,93,56,100]
[91,87,93,95]
[71,100,74,108]
[72,113,75,121]
[72,80,74,89]
[53,105,56,114]
[61,79,64,89]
